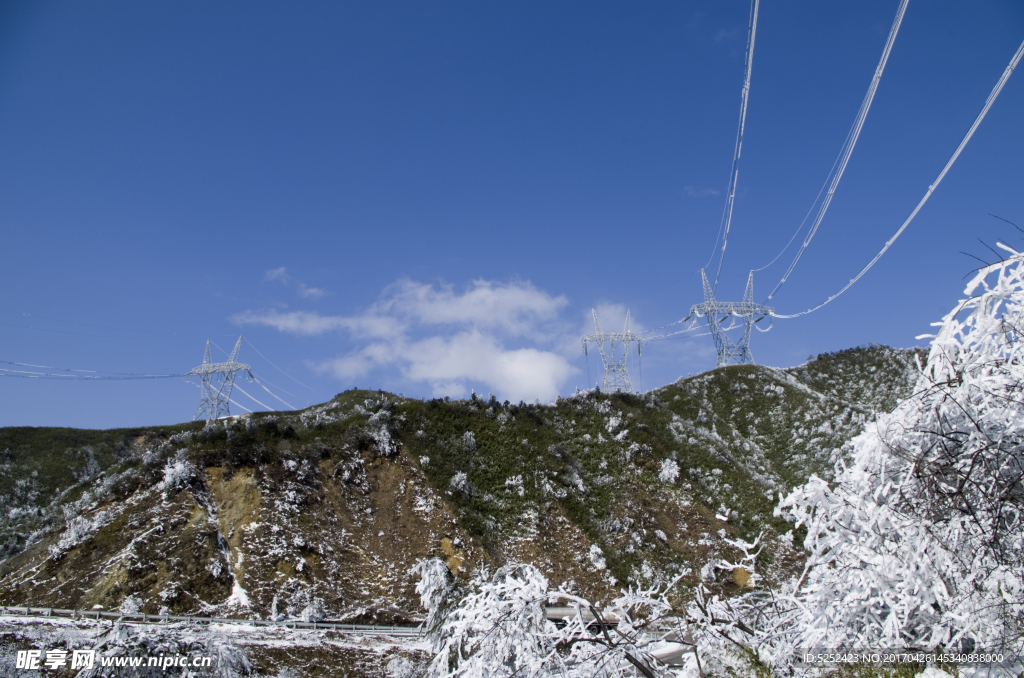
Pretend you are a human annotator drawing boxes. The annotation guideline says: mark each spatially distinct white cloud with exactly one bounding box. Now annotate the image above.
[317,330,574,403]
[684,185,721,197]
[375,279,567,337]
[230,309,401,338]
[403,331,573,402]
[235,279,577,402]
[262,267,328,299]
[298,284,328,299]
[713,26,741,44]
[265,267,289,283]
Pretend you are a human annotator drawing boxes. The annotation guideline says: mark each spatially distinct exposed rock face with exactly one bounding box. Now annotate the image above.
[1,427,471,623]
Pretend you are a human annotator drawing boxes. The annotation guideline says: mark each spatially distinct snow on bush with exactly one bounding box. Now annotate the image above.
[119,595,143,614]
[776,246,1024,655]
[368,407,400,456]
[414,556,701,678]
[449,471,469,496]
[416,560,561,678]
[48,509,115,557]
[157,458,195,495]
[299,595,326,622]
[606,415,622,434]
[387,656,419,678]
[658,458,680,483]
[647,251,1024,670]
[504,475,525,497]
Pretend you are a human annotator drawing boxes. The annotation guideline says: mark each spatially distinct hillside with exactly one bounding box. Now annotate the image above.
[0,345,921,675]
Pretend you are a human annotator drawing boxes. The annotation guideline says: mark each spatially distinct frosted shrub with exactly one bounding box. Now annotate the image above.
[778,246,1024,655]
[413,556,702,678]
[49,516,93,556]
[282,587,326,622]
[658,458,680,483]
[387,656,419,678]
[368,407,400,456]
[417,560,561,678]
[48,509,114,557]
[413,250,1024,676]
[300,596,326,622]
[157,459,195,495]
[504,475,525,497]
[120,595,143,614]
[412,558,453,633]
[95,468,139,502]
[168,430,193,445]
[449,472,469,496]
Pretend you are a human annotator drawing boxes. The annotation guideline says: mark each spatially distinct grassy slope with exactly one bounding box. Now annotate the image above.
[0,345,922,623]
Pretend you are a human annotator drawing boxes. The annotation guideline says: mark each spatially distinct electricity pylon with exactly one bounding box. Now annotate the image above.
[686,270,774,368]
[184,336,252,422]
[582,309,646,393]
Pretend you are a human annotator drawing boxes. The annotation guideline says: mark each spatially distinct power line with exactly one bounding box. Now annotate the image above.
[242,372,299,399]
[751,136,849,273]
[0,360,180,380]
[774,34,1024,319]
[708,0,760,289]
[0,320,182,341]
[226,396,254,414]
[233,383,272,412]
[0,370,179,380]
[243,337,319,394]
[250,374,296,410]
[647,329,713,341]
[216,338,313,400]
[3,336,299,422]
[764,0,909,303]
[640,318,688,335]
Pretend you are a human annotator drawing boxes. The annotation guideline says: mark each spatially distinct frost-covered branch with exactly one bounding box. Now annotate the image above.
[776,246,1024,657]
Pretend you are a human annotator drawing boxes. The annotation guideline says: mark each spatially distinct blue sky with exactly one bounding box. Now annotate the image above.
[1,0,1022,429]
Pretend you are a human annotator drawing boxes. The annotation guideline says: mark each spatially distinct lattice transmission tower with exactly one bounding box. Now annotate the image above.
[184,336,252,422]
[686,270,774,368]
[582,309,646,393]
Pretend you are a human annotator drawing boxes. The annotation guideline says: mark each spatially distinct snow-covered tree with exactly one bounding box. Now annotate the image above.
[659,459,680,484]
[778,245,1024,654]
[415,560,562,678]
[413,558,704,678]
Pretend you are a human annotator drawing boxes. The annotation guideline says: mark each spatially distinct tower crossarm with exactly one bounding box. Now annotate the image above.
[687,302,773,320]
[184,361,251,377]
[582,333,647,357]
[582,332,646,344]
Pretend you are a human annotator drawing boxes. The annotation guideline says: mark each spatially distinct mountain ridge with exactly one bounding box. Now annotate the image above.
[0,345,922,629]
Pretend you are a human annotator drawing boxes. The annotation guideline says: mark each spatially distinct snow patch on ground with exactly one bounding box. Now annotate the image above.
[225,551,250,609]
